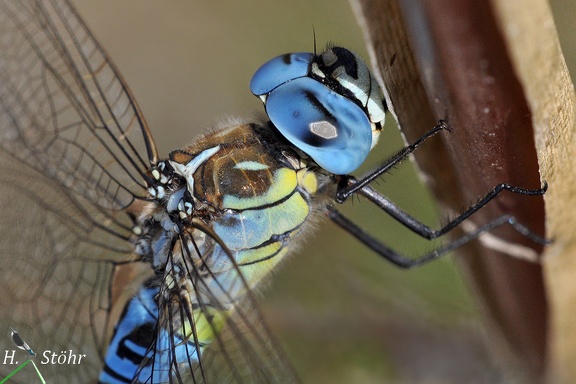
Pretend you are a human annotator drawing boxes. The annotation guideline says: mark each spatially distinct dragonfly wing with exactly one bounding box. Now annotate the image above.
[0,0,157,209]
[141,227,300,384]
[198,294,299,383]
[1,1,299,383]
[0,159,136,382]
[0,0,156,382]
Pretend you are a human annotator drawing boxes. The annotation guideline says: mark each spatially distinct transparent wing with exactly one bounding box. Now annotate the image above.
[197,296,298,383]
[139,226,299,384]
[0,0,157,381]
[0,1,298,383]
[0,0,157,209]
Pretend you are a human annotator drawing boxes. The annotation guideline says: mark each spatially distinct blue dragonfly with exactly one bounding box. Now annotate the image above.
[0,0,547,383]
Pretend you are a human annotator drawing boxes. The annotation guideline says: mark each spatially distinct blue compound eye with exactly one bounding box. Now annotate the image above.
[251,47,386,175]
[265,77,372,175]
[249,52,314,96]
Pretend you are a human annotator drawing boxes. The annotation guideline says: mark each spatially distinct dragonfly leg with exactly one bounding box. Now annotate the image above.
[351,181,547,240]
[335,120,450,203]
[333,119,548,249]
[327,206,549,269]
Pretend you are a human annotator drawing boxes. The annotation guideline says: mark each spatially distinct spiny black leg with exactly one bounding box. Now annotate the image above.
[332,119,549,265]
[354,181,547,241]
[327,206,548,269]
[336,120,449,203]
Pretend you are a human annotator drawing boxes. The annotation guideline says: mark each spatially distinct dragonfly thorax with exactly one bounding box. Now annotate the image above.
[140,122,334,307]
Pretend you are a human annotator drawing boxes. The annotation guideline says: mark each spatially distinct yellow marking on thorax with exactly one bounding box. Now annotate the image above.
[222,168,297,210]
[296,168,318,195]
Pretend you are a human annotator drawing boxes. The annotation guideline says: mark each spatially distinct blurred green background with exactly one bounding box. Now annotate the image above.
[72,1,575,383]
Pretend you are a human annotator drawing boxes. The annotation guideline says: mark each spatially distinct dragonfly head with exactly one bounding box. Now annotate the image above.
[250,46,387,175]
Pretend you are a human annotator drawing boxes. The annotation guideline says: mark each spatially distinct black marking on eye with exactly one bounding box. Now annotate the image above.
[302,90,338,146]
[305,90,331,116]
[282,54,292,65]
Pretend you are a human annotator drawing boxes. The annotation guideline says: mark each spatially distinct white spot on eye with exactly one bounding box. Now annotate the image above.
[310,121,338,139]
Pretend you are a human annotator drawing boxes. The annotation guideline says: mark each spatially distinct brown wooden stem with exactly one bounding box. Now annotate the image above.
[351,0,575,381]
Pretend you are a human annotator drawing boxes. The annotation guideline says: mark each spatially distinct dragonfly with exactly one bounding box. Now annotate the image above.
[0,0,548,383]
